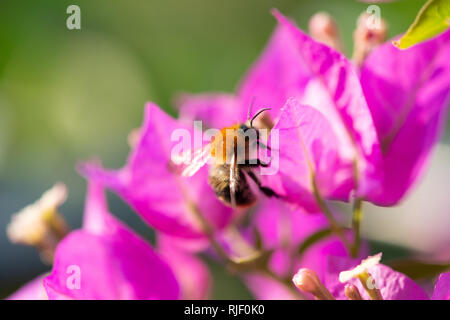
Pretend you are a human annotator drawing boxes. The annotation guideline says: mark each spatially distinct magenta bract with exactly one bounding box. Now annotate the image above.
[244,198,362,299]
[43,180,180,300]
[361,30,450,205]
[80,103,233,239]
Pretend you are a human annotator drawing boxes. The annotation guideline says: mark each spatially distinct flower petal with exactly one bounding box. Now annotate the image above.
[243,198,357,299]
[361,30,450,205]
[44,229,179,300]
[158,235,211,300]
[258,10,383,199]
[82,177,118,235]
[266,98,354,210]
[176,93,243,129]
[80,103,233,239]
[238,25,311,123]
[431,272,450,300]
[326,256,429,300]
[244,274,299,300]
[7,274,48,300]
[252,198,328,250]
[43,180,180,300]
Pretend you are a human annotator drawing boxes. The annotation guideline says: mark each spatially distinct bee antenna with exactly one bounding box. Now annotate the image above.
[247,97,256,122]
[250,108,271,128]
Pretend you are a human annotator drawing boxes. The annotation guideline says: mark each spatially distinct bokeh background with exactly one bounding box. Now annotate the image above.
[1,0,448,299]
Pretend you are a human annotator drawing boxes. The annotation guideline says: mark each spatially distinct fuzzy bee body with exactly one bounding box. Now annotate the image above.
[208,163,256,207]
[175,107,277,208]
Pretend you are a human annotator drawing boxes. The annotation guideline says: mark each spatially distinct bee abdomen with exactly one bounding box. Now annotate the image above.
[208,164,256,207]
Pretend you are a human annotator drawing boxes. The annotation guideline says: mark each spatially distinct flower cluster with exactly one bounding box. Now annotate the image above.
[6,9,450,300]
[293,253,449,300]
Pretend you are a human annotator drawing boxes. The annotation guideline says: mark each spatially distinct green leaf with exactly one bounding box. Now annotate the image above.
[387,259,450,280]
[297,228,332,256]
[368,240,412,261]
[393,0,450,49]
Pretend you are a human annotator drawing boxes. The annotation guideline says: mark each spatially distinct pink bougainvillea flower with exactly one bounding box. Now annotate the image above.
[157,235,211,300]
[243,198,366,299]
[260,11,382,202]
[177,11,383,210]
[80,103,232,239]
[294,253,449,300]
[324,253,428,300]
[43,180,180,300]
[178,10,450,208]
[360,30,450,205]
[177,93,243,130]
[264,99,355,211]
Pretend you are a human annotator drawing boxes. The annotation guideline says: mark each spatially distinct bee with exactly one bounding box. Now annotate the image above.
[173,107,278,208]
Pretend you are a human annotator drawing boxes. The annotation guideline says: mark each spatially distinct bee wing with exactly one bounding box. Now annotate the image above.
[229,152,238,209]
[172,143,212,177]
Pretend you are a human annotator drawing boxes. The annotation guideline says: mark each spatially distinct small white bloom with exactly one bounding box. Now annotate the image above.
[339,253,382,283]
[7,183,67,245]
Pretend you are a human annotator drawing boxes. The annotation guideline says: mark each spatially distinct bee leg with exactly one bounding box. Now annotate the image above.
[257,140,271,151]
[251,139,272,151]
[245,159,270,167]
[257,139,280,152]
[246,170,279,198]
[229,153,238,209]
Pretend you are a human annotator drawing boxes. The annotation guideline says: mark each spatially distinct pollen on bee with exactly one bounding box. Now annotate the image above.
[210,124,241,165]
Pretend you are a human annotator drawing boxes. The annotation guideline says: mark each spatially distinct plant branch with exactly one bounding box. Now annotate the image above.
[311,176,351,253]
[188,202,303,298]
[351,198,363,257]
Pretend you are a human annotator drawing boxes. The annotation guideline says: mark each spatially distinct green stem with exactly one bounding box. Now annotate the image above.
[358,272,383,300]
[188,202,302,298]
[311,176,351,253]
[349,156,364,258]
[351,198,363,258]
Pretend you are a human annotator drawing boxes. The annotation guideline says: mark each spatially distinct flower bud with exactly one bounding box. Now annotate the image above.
[127,128,141,148]
[352,11,387,67]
[293,268,335,300]
[308,12,343,52]
[339,253,383,300]
[7,183,70,263]
[345,284,363,300]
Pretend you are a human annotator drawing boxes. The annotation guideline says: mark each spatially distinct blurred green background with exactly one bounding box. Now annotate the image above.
[0,0,444,299]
